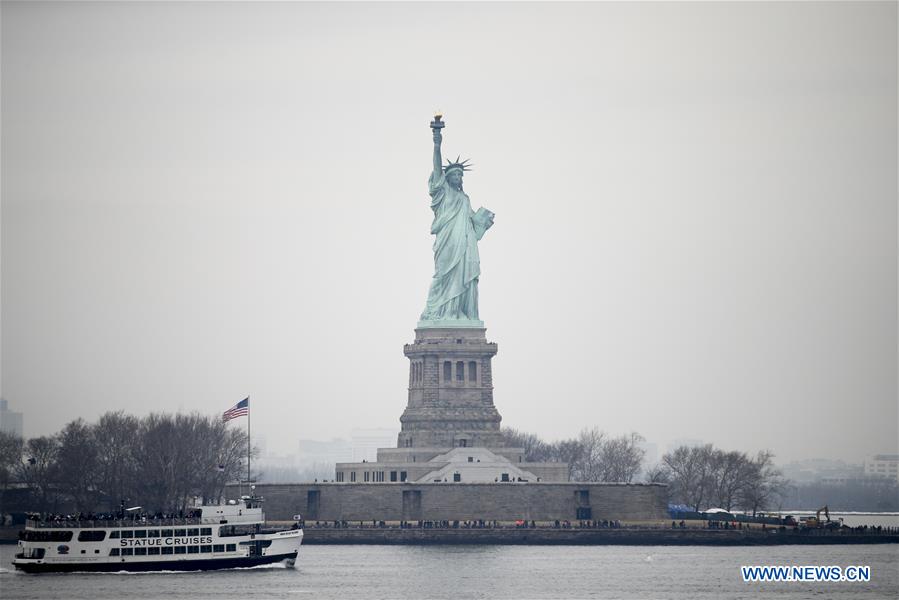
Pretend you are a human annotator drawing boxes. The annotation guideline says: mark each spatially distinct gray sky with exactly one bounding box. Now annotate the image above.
[2,1,896,463]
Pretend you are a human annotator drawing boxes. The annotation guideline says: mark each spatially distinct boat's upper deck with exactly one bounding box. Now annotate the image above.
[24,497,267,530]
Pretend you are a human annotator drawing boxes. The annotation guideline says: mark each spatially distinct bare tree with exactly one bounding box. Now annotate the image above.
[571,427,606,481]
[662,444,716,511]
[0,431,23,512]
[17,436,61,513]
[739,450,787,515]
[598,432,645,482]
[500,427,551,462]
[134,413,187,511]
[191,415,249,503]
[662,445,790,513]
[551,438,584,482]
[56,419,100,511]
[643,462,670,484]
[93,412,140,511]
[500,428,588,481]
[132,412,251,511]
[6,410,256,514]
[501,428,647,483]
[709,449,755,512]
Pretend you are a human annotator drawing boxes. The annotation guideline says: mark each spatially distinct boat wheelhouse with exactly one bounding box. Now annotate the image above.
[13,495,302,573]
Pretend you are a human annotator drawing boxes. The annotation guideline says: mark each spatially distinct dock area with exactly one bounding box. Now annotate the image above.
[4,521,896,546]
[294,521,899,546]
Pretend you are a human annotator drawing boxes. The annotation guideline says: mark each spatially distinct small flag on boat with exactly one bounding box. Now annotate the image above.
[223,397,249,422]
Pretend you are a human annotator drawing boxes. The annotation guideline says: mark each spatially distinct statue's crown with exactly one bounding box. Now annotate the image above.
[444,156,473,174]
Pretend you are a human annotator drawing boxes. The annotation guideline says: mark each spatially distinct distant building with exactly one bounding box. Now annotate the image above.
[781,458,864,484]
[864,454,899,483]
[297,437,353,468]
[819,476,854,485]
[350,428,398,462]
[0,399,23,437]
[638,441,658,466]
[257,452,296,470]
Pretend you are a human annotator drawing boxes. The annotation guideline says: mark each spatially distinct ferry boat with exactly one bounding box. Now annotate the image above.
[12,495,302,573]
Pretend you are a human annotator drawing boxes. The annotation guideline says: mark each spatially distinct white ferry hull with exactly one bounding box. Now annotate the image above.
[13,550,298,573]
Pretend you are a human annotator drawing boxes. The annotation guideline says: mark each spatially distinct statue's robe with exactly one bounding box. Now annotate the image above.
[421,171,481,321]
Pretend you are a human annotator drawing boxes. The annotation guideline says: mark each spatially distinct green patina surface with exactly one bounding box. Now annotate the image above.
[419,116,493,328]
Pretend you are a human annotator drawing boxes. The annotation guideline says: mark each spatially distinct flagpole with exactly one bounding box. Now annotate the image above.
[247,396,251,487]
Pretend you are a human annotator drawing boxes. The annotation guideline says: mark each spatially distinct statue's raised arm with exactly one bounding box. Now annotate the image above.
[432,130,443,177]
[431,114,444,179]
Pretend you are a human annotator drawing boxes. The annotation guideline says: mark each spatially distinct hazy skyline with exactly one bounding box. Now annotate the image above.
[2,2,896,464]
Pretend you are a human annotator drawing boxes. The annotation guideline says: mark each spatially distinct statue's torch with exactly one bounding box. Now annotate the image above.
[430,111,445,133]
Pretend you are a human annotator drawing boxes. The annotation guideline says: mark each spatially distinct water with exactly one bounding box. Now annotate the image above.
[1,543,897,599]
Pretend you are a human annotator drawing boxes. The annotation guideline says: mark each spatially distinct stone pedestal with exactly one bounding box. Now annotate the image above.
[399,327,503,449]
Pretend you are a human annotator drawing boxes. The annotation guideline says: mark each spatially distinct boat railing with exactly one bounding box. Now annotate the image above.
[24,516,233,529]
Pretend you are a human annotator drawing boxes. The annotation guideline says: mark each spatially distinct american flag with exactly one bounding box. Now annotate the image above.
[222,397,249,422]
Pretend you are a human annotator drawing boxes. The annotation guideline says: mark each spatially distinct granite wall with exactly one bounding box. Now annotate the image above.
[229,482,669,522]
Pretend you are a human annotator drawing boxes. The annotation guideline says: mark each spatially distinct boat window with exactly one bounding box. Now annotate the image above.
[147,547,160,555]
[109,531,120,539]
[161,547,174,555]
[174,529,186,537]
[147,529,160,538]
[134,530,147,539]
[213,544,224,552]
[121,530,134,539]
[134,547,147,556]
[160,529,173,537]
[200,545,212,553]
[174,546,186,555]
[200,528,212,536]
[188,546,200,554]
[226,544,236,552]
[21,530,73,542]
[187,528,199,536]
[78,530,106,542]
[109,548,120,556]
[121,548,134,556]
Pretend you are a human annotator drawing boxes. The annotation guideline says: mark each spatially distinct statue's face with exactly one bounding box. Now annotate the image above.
[447,170,463,189]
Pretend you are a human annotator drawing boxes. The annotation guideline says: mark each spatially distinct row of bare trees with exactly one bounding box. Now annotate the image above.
[500,428,787,514]
[0,412,250,514]
[648,444,787,514]
[501,427,646,483]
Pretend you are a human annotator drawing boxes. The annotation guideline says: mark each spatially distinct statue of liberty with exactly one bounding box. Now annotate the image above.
[419,114,494,327]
